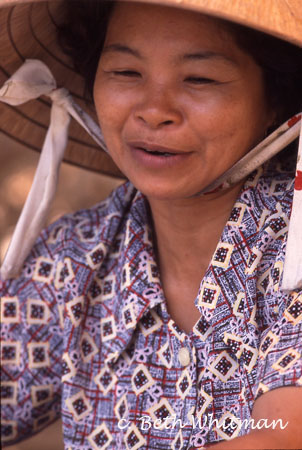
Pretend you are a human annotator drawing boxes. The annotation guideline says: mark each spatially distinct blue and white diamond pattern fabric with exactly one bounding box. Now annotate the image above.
[1,162,302,449]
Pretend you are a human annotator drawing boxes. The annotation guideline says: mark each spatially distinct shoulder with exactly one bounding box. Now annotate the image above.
[229,161,297,322]
[35,181,136,255]
[1,181,137,290]
[238,161,295,262]
[230,160,295,269]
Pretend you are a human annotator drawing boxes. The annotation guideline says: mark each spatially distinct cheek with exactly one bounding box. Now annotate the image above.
[95,88,117,127]
[94,84,131,172]
[94,85,135,146]
[187,92,249,145]
[187,87,247,127]
[189,91,265,167]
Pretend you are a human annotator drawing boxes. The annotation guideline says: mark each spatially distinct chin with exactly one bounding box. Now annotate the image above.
[127,176,201,202]
[115,159,209,201]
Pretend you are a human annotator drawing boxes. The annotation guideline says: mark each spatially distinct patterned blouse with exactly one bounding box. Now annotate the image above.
[1,161,302,450]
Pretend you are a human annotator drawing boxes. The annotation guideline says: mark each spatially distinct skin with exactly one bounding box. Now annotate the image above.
[92,2,302,448]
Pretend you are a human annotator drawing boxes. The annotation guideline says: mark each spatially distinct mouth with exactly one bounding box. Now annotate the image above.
[127,140,191,169]
[129,141,185,157]
[139,148,173,157]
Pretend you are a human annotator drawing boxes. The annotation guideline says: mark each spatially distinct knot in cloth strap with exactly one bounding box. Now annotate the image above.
[48,86,70,107]
[0,59,107,280]
[0,59,56,105]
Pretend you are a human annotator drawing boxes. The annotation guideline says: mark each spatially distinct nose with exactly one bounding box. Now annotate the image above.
[134,84,182,129]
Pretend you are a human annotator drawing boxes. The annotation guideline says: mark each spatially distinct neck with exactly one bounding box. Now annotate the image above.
[148,181,244,283]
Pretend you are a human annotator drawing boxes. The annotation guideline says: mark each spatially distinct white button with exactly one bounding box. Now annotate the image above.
[178,347,190,367]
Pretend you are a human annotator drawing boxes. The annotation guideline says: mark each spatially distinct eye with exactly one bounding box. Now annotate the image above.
[113,70,141,77]
[185,77,214,84]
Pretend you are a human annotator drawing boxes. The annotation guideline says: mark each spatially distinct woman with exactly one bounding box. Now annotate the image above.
[1,0,302,448]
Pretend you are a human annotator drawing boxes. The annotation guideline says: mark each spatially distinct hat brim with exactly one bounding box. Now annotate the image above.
[133,0,302,47]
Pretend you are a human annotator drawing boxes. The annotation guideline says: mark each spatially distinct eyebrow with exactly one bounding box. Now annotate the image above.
[180,51,236,66]
[102,43,237,66]
[102,44,142,58]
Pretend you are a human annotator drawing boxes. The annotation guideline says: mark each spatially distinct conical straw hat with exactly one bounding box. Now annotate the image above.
[0,0,301,175]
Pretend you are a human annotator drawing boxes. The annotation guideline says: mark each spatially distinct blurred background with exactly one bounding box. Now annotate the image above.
[0,133,123,450]
[0,132,123,262]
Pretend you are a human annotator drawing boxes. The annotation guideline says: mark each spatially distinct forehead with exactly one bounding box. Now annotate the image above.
[105,1,240,56]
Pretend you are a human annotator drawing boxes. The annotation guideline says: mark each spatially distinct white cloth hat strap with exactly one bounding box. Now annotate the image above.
[0,59,107,279]
[201,117,301,195]
[0,59,301,291]
[282,118,302,291]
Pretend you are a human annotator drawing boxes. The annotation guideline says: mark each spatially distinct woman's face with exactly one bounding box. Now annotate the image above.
[94,2,274,200]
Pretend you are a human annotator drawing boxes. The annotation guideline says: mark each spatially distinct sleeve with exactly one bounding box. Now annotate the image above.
[256,288,302,398]
[0,217,73,446]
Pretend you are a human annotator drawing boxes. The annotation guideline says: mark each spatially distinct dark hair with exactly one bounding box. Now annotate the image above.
[226,23,302,129]
[58,0,116,99]
[58,1,302,130]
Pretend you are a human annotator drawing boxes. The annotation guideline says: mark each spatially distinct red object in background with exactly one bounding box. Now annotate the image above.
[287,114,301,128]
[295,170,302,190]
